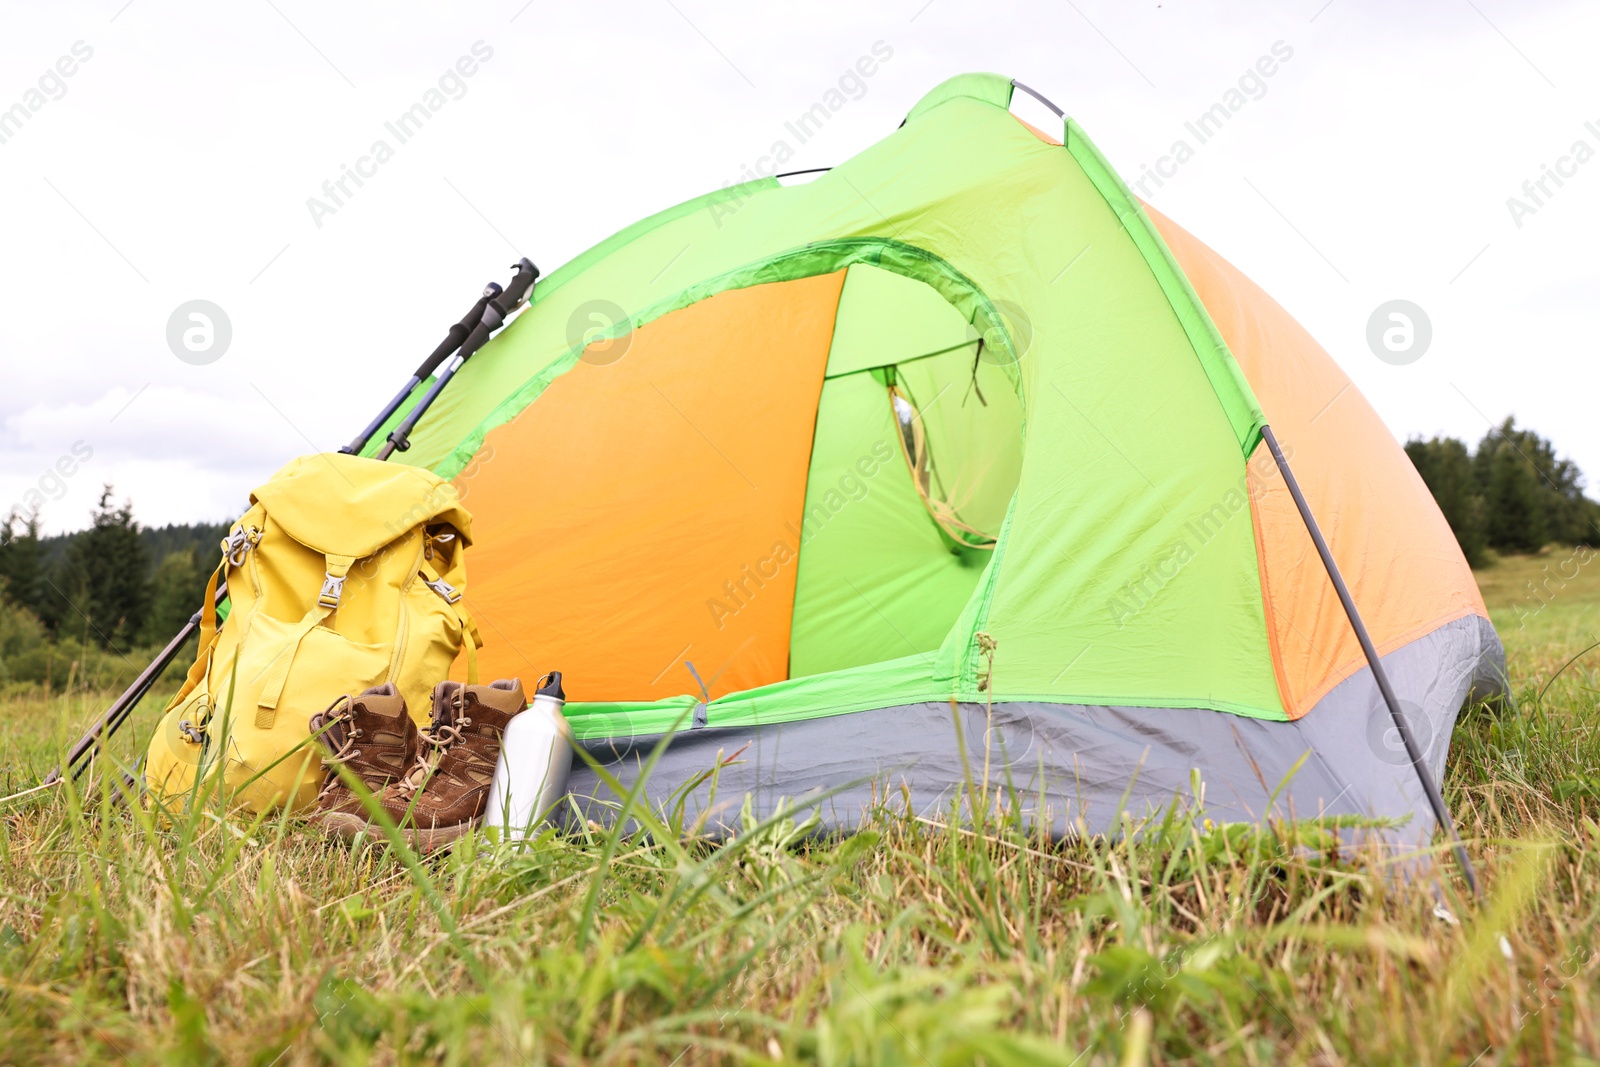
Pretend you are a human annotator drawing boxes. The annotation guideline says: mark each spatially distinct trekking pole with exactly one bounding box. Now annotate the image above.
[338,280,504,456]
[46,258,539,786]
[43,581,229,786]
[375,258,539,460]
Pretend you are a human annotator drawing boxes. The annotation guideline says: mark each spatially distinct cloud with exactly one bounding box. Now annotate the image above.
[0,385,301,532]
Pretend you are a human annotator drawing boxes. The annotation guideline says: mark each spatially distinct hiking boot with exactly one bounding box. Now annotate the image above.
[382,678,526,853]
[308,683,420,838]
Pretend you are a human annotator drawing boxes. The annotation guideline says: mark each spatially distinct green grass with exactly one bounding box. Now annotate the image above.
[2,551,1599,1065]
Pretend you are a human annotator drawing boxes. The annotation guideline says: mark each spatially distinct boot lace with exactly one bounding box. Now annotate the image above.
[395,692,472,799]
[314,697,362,799]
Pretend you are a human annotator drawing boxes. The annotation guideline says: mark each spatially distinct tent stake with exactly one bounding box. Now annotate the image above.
[1260,425,1478,897]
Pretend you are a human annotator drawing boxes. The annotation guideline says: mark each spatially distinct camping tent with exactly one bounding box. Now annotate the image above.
[367,73,1504,843]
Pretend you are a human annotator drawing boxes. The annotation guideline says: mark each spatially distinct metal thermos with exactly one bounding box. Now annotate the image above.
[485,671,572,843]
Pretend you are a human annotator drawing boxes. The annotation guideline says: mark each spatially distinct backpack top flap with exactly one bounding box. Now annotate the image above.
[250,453,474,560]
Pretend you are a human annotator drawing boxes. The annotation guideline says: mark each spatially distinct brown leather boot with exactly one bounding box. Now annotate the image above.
[308,684,419,837]
[381,678,526,853]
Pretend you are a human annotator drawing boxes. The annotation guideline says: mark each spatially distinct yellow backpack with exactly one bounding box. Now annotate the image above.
[145,453,479,812]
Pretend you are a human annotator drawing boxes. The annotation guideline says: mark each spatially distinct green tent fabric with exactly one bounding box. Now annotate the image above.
[365,72,1503,847]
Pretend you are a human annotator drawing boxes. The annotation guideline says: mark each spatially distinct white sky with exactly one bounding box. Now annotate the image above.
[1,0,1595,533]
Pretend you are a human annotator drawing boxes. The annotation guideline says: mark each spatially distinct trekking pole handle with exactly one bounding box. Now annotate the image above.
[339,280,504,456]
[374,260,539,460]
[501,258,540,311]
[480,260,539,329]
[410,281,502,379]
[461,259,540,358]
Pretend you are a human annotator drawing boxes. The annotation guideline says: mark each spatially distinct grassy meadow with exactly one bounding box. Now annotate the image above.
[0,551,1598,1065]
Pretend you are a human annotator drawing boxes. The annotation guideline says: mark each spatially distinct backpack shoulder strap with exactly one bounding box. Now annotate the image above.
[165,557,226,712]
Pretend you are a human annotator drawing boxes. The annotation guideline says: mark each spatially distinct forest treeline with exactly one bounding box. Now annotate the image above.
[1405,417,1600,567]
[0,489,226,688]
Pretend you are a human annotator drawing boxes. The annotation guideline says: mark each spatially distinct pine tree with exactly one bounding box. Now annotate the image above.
[0,507,47,616]
[43,486,151,651]
[1405,436,1488,566]
[1481,440,1547,553]
[1473,418,1600,552]
[141,549,208,646]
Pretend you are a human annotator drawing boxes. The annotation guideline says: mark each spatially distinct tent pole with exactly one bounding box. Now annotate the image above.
[1259,424,1478,897]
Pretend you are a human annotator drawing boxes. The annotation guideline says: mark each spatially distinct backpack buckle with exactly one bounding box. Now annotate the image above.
[424,529,456,561]
[318,573,346,609]
[222,525,260,567]
[423,575,462,604]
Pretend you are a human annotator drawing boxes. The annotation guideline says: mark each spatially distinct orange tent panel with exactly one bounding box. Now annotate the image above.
[452,271,847,702]
[1147,205,1487,718]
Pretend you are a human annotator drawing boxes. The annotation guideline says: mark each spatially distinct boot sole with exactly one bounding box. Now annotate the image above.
[311,809,482,854]
[311,810,379,841]
[408,816,482,855]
